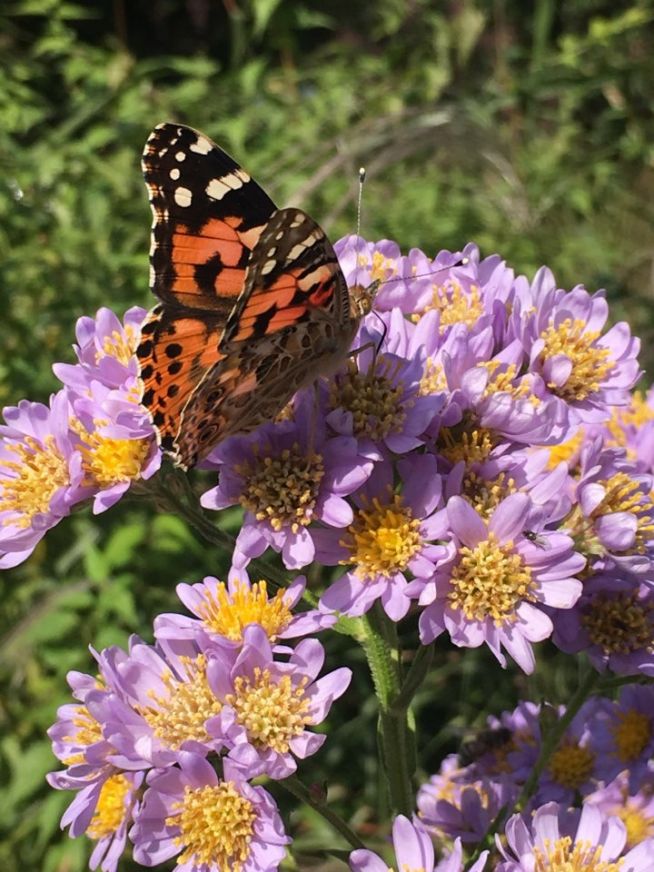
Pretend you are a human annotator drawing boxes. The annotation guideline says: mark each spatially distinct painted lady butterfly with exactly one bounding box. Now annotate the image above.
[137,123,376,469]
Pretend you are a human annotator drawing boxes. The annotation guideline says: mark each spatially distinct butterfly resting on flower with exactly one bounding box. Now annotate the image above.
[136,123,377,469]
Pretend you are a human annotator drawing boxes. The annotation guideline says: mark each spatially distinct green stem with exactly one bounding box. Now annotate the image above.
[361,605,415,816]
[281,776,365,850]
[391,643,435,714]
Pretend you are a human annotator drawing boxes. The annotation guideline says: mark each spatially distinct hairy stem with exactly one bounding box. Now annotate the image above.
[281,776,366,850]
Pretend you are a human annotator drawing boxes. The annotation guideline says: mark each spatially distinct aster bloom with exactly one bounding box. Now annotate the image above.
[0,391,84,568]
[130,752,290,871]
[417,770,515,844]
[587,772,654,850]
[496,801,654,872]
[201,405,374,570]
[48,670,114,776]
[516,278,641,425]
[68,380,160,513]
[409,493,585,672]
[565,439,654,573]
[154,574,335,648]
[589,685,654,792]
[88,635,227,769]
[349,815,487,872]
[553,571,654,676]
[206,624,351,779]
[53,305,147,391]
[324,325,438,456]
[316,454,448,621]
[598,388,654,473]
[54,767,142,872]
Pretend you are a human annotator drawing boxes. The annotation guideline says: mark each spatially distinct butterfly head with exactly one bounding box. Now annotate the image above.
[349,279,380,321]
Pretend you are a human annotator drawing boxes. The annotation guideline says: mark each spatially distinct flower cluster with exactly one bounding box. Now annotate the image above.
[0,307,159,567]
[197,236,650,675]
[417,684,654,866]
[47,575,346,871]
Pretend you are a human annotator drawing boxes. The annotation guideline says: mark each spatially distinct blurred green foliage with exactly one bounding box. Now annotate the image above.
[2,1,654,869]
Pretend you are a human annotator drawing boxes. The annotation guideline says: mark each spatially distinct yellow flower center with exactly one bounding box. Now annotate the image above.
[237,444,324,533]
[448,533,535,624]
[71,418,150,489]
[0,435,69,526]
[582,591,654,656]
[423,280,483,329]
[612,708,651,762]
[438,425,497,466]
[86,773,131,840]
[357,250,397,282]
[590,473,654,554]
[137,655,221,750]
[618,801,654,848]
[197,580,293,642]
[533,836,622,872]
[98,325,138,366]
[330,358,408,442]
[341,493,423,578]
[548,740,595,790]
[546,429,584,469]
[419,358,447,396]
[481,361,534,402]
[607,391,654,442]
[225,668,311,753]
[462,471,517,519]
[539,318,614,403]
[168,782,256,871]
[62,704,104,764]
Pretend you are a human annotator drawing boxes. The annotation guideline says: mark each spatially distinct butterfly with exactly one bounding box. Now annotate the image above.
[136,123,376,470]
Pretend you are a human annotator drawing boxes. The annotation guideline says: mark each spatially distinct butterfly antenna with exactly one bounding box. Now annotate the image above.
[356,167,366,239]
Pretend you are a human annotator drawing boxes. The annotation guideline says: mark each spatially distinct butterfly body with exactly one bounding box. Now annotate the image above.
[137,123,374,469]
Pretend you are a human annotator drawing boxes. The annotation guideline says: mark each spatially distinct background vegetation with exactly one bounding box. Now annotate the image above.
[1,1,654,869]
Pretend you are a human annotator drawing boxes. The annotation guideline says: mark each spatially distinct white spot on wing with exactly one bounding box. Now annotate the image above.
[169,168,181,180]
[190,135,213,155]
[174,187,193,207]
[261,260,276,275]
[175,151,186,162]
[206,178,231,200]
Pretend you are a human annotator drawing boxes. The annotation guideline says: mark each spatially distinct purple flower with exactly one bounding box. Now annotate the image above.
[206,624,351,779]
[68,380,160,513]
[54,306,147,391]
[201,405,373,570]
[516,278,641,425]
[553,571,654,676]
[587,772,654,850]
[154,575,335,648]
[88,636,227,769]
[496,801,654,871]
[51,766,142,872]
[417,772,515,844]
[324,323,438,456]
[130,752,290,871]
[349,815,487,872]
[590,685,654,792]
[566,439,654,573]
[315,455,448,620]
[0,391,84,568]
[409,493,585,672]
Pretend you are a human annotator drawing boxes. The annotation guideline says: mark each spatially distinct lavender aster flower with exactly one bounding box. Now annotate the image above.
[553,571,654,676]
[590,685,654,792]
[349,815,487,872]
[154,574,335,648]
[130,752,290,871]
[207,624,351,779]
[496,801,654,872]
[587,772,654,850]
[418,772,514,844]
[0,391,83,568]
[54,306,147,391]
[518,279,641,425]
[201,406,373,570]
[316,455,448,620]
[409,493,585,672]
